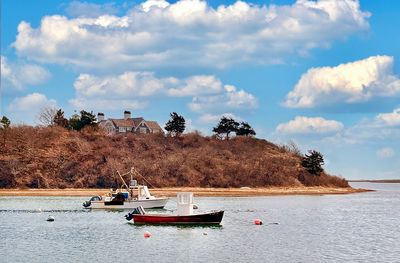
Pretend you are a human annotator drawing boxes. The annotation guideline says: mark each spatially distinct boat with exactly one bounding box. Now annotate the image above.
[125,192,224,225]
[83,167,168,210]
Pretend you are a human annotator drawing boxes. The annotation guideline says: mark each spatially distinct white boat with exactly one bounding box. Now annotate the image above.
[83,167,168,210]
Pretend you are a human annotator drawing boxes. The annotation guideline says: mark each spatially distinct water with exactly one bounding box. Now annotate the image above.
[0,183,399,263]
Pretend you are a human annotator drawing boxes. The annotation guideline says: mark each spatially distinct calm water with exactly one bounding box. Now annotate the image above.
[0,183,399,263]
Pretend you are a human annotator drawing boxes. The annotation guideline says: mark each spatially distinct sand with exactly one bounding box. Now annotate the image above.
[0,187,371,197]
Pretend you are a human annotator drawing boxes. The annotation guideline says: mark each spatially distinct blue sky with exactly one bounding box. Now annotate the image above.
[1,0,400,179]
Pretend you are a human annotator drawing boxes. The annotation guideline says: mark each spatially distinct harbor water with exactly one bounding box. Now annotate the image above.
[0,182,399,263]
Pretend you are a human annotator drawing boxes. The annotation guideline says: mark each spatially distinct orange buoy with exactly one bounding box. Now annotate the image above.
[144,231,151,238]
[254,219,263,225]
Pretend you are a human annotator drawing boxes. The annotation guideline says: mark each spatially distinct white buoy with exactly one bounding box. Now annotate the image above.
[47,215,55,222]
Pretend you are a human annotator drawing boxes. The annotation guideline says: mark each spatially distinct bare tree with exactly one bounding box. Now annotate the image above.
[37,106,58,126]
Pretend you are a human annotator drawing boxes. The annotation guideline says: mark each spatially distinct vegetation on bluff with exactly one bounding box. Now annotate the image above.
[0,124,349,189]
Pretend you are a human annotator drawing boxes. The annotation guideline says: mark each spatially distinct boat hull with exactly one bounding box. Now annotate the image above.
[132,211,224,225]
[86,198,168,210]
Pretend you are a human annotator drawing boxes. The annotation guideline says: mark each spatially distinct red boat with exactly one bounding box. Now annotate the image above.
[125,193,224,225]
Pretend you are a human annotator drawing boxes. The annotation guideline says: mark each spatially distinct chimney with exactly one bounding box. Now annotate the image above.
[124,110,131,120]
[97,112,105,122]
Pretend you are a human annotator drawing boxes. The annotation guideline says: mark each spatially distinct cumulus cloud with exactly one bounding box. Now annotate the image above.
[319,107,400,145]
[1,56,51,93]
[189,85,257,113]
[73,72,174,98]
[376,147,395,159]
[8,93,57,112]
[376,108,400,126]
[69,71,257,114]
[167,75,222,97]
[285,55,400,108]
[13,0,369,70]
[6,93,58,124]
[276,116,344,134]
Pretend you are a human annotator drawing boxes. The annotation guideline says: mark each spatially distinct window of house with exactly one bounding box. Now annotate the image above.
[139,127,147,133]
[119,127,126,132]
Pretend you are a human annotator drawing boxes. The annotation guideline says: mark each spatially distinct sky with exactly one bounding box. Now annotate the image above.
[1,0,400,179]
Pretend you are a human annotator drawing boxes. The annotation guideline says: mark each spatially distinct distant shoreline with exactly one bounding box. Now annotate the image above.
[0,187,372,197]
[349,180,400,183]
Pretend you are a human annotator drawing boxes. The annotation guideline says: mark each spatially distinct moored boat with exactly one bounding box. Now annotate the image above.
[125,192,224,225]
[83,167,168,210]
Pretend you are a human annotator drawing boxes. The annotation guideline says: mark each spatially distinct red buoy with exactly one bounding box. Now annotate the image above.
[254,219,263,225]
[144,231,151,238]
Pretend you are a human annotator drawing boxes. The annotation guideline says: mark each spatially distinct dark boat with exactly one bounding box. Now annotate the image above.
[125,193,224,225]
[126,209,224,225]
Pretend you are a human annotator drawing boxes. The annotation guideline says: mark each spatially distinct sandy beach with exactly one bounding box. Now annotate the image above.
[0,187,371,197]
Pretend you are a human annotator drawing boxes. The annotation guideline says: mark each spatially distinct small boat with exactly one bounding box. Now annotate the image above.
[125,192,224,225]
[83,167,168,210]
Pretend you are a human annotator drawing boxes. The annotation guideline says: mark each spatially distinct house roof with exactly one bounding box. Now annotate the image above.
[110,119,134,128]
[109,117,144,128]
[146,120,163,131]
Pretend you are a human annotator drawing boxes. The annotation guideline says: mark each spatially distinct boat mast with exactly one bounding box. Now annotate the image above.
[116,170,130,190]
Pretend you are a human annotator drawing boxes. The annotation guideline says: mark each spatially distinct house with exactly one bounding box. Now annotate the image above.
[98,111,164,135]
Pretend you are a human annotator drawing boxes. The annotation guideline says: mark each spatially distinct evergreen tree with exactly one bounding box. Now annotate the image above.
[79,110,97,129]
[0,116,11,129]
[53,109,69,128]
[301,150,324,175]
[68,114,81,131]
[165,112,186,136]
[69,110,97,131]
[212,116,239,139]
[236,122,256,137]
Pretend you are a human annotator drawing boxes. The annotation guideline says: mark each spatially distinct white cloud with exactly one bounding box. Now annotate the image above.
[189,85,257,113]
[319,107,400,145]
[70,71,257,114]
[276,116,344,134]
[376,108,400,126]
[285,55,400,108]
[8,93,57,112]
[14,0,369,70]
[73,72,173,98]
[167,75,222,97]
[6,93,58,124]
[1,56,51,93]
[376,147,395,159]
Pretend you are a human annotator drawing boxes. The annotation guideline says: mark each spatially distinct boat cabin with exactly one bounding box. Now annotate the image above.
[177,192,194,216]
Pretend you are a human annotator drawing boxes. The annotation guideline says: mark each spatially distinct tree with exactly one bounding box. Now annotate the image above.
[53,109,69,128]
[79,110,97,130]
[0,116,11,149]
[69,110,97,131]
[37,106,57,126]
[0,116,11,129]
[212,116,239,140]
[165,112,186,137]
[68,114,81,131]
[301,150,324,175]
[236,122,256,137]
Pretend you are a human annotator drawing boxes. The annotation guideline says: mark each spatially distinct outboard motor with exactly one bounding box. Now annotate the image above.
[83,196,101,208]
[125,206,145,221]
[83,200,91,208]
[125,212,134,221]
